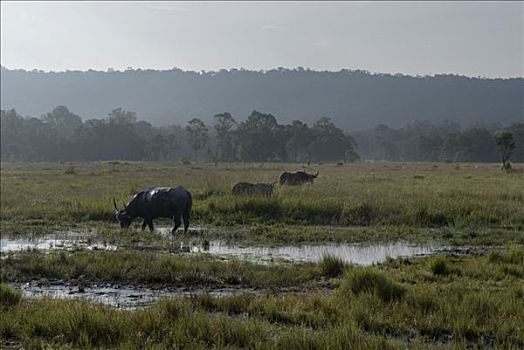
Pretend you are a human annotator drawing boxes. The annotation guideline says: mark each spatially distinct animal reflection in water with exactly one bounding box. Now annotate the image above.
[114,187,192,250]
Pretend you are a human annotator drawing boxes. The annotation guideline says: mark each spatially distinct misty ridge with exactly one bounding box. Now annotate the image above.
[1,66,523,164]
[1,66,523,131]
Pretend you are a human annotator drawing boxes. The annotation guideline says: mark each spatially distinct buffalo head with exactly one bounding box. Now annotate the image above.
[302,170,319,182]
[113,198,133,228]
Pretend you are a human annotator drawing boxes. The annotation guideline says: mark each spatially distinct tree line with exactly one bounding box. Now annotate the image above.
[0,107,358,163]
[1,106,521,165]
[352,121,523,164]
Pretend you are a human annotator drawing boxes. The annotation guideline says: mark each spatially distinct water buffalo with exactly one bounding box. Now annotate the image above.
[113,186,192,234]
[232,182,275,196]
[254,183,275,196]
[279,170,319,185]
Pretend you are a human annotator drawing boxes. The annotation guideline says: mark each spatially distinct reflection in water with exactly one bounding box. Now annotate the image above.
[1,232,443,265]
[0,232,116,253]
[191,241,443,265]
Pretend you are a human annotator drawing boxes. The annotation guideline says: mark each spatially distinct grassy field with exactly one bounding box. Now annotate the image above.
[1,161,523,348]
[1,161,523,232]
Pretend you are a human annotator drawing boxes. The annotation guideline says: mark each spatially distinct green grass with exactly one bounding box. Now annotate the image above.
[319,254,348,278]
[1,162,523,229]
[1,161,523,348]
[1,250,523,349]
[337,269,406,302]
[1,250,322,289]
[0,283,21,308]
[207,224,524,246]
[427,255,449,276]
[1,221,523,250]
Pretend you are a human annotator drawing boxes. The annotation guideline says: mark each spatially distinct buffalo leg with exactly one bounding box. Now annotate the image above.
[172,215,182,234]
[171,213,182,252]
[183,213,190,234]
[142,219,154,232]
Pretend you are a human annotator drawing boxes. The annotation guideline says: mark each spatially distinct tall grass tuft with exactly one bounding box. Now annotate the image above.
[318,254,347,278]
[342,203,375,226]
[337,268,406,302]
[487,250,505,264]
[0,283,22,308]
[427,255,449,276]
[507,246,524,265]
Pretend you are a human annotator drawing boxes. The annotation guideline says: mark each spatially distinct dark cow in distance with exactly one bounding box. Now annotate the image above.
[279,170,319,186]
[232,182,275,196]
[113,187,192,234]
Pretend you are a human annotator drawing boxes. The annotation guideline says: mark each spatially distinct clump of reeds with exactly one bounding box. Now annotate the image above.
[0,283,22,308]
[427,255,449,276]
[318,254,348,278]
[337,268,406,302]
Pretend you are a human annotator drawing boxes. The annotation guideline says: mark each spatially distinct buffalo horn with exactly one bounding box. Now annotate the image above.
[113,198,119,211]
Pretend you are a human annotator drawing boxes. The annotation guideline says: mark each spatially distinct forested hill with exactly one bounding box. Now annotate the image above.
[1,67,522,130]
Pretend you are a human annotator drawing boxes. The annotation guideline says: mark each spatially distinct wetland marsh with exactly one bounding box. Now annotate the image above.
[1,162,523,348]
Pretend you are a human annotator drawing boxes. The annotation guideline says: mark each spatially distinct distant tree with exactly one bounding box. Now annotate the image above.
[108,108,137,125]
[494,131,516,170]
[186,118,209,158]
[507,123,524,162]
[1,109,30,161]
[401,121,443,161]
[439,133,461,162]
[133,120,154,140]
[345,149,360,163]
[213,112,237,161]
[310,117,357,162]
[459,128,498,162]
[43,106,82,139]
[285,120,313,163]
[70,111,147,161]
[145,134,169,160]
[416,134,443,162]
[235,111,283,162]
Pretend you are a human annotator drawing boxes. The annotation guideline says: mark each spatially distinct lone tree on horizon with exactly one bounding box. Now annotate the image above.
[494,131,515,170]
[186,118,209,159]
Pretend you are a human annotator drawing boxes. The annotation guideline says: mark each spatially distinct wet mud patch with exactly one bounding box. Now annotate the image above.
[12,281,257,309]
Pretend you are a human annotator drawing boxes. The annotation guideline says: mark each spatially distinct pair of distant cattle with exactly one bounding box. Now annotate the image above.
[232,170,319,196]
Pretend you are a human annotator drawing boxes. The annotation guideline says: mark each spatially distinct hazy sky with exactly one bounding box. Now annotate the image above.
[1,1,523,77]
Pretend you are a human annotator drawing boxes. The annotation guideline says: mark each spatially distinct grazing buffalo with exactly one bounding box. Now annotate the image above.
[232,182,275,196]
[254,183,275,196]
[279,170,319,186]
[113,187,192,234]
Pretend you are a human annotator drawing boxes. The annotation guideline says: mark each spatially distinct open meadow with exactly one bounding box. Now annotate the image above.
[1,161,523,349]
